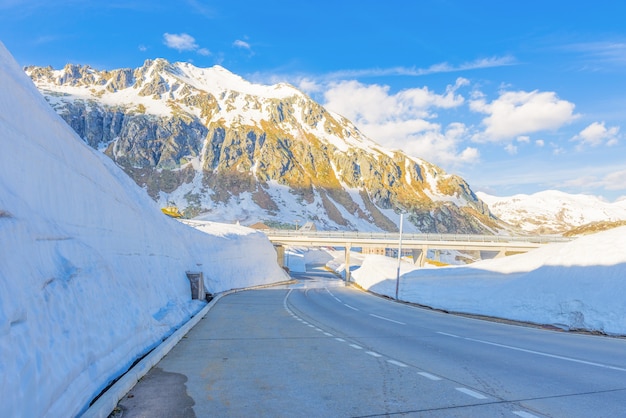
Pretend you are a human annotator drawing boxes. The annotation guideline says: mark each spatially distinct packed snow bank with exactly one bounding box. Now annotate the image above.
[352,226,626,335]
[0,42,287,417]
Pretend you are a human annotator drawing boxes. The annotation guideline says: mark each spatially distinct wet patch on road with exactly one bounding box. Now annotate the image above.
[110,367,195,418]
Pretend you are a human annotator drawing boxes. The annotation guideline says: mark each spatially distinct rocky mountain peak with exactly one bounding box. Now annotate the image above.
[26,60,500,233]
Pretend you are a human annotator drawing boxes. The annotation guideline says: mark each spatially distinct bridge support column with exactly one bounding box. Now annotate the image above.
[411,245,428,267]
[495,248,507,258]
[345,244,351,282]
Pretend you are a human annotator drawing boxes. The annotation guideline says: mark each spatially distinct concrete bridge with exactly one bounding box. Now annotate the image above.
[263,230,571,280]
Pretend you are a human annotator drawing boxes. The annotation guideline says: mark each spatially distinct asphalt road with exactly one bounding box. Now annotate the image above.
[113,264,626,417]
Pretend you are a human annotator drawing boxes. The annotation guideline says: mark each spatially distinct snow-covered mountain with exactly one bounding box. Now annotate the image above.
[477,190,626,234]
[26,59,499,233]
[0,43,285,416]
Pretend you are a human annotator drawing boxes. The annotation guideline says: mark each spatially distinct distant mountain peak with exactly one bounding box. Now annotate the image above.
[478,190,626,234]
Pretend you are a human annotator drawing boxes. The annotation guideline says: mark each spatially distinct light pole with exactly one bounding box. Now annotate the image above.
[395,213,404,300]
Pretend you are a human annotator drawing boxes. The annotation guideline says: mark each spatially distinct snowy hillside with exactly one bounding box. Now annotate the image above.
[0,43,287,417]
[352,225,626,336]
[477,190,626,234]
[26,59,498,234]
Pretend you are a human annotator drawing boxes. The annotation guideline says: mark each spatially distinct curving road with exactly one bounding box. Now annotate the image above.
[114,263,626,417]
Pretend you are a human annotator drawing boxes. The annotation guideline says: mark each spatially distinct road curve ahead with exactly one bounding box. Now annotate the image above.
[114,265,626,417]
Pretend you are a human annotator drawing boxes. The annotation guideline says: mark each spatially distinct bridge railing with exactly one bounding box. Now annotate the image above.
[263,229,571,244]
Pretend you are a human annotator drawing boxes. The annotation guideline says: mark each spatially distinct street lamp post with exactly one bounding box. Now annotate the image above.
[395,213,404,300]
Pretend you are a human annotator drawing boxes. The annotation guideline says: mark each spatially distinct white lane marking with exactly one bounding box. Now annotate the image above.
[307,324,315,328]
[324,332,333,337]
[387,360,408,368]
[418,372,442,381]
[437,331,461,338]
[456,387,488,400]
[369,313,406,325]
[349,344,363,350]
[335,338,346,343]
[366,351,382,358]
[513,412,540,418]
[344,303,359,311]
[325,287,342,303]
[315,328,323,332]
[437,332,626,372]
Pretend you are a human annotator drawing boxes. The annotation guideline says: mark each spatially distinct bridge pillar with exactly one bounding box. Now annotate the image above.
[411,245,428,267]
[345,244,351,282]
[495,248,507,258]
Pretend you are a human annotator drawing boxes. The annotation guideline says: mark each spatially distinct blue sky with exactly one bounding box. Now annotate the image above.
[2,0,626,201]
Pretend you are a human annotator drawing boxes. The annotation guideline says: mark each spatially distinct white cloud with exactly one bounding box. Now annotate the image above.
[564,41,626,67]
[323,79,465,124]
[562,168,626,192]
[572,121,620,148]
[233,39,251,50]
[324,55,516,79]
[535,139,545,147]
[504,143,518,155]
[321,79,474,166]
[197,48,211,56]
[470,90,578,142]
[163,33,198,52]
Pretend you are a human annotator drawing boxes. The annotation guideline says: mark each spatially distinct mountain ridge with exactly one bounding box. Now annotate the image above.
[477,190,626,235]
[27,58,499,233]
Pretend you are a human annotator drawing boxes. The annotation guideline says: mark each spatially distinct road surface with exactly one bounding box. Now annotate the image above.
[113,263,626,417]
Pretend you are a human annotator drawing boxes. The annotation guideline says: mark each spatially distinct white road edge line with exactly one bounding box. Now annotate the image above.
[387,360,408,368]
[369,313,405,325]
[456,387,488,400]
[418,372,442,381]
[344,304,359,311]
[437,332,626,372]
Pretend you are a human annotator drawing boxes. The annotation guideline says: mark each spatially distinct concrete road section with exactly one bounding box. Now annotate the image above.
[111,267,626,417]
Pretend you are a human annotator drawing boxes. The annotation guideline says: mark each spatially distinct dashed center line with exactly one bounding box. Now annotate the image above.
[285,288,543,418]
[513,412,540,418]
[369,313,405,325]
[456,387,488,400]
[387,359,408,368]
[418,372,442,381]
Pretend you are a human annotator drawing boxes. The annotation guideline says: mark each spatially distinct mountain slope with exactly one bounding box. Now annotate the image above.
[477,190,626,234]
[27,59,499,233]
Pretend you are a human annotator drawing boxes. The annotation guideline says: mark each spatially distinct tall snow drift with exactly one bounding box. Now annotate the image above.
[0,42,287,417]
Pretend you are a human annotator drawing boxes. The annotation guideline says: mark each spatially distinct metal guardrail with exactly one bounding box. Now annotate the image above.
[262,229,571,244]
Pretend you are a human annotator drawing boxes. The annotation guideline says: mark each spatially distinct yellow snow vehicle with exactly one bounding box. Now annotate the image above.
[161,206,183,218]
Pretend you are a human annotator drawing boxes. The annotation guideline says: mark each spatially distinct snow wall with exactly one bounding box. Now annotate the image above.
[0,42,288,417]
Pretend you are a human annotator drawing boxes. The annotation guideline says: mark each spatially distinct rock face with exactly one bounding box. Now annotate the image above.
[27,59,500,232]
